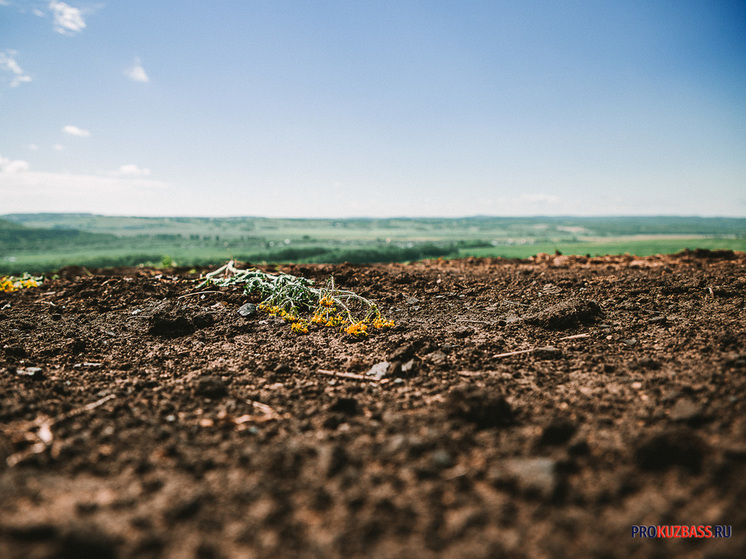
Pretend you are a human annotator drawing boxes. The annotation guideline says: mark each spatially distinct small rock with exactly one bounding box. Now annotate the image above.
[238,303,256,317]
[669,398,704,423]
[431,449,454,469]
[501,457,557,498]
[389,342,420,362]
[15,366,45,380]
[366,361,389,380]
[400,358,417,377]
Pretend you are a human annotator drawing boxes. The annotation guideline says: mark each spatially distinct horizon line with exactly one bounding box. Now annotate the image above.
[3,212,746,221]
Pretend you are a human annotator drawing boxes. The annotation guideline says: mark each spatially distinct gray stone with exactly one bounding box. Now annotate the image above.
[669,398,703,423]
[503,457,557,498]
[238,303,256,317]
[366,361,389,380]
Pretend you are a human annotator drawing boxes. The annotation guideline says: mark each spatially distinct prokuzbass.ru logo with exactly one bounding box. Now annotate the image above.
[632,525,732,538]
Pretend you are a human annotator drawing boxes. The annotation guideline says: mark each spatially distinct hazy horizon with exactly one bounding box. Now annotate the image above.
[4,211,746,222]
[2,1,745,218]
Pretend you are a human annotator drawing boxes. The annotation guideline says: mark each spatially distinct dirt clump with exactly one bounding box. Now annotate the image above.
[1,252,745,558]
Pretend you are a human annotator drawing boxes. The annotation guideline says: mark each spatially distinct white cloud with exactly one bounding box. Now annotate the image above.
[125,58,149,83]
[0,49,32,88]
[28,143,38,151]
[519,193,561,205]
[1,169,170,215]
[115,164,151,177]
[49,1,86,35]
[63,124,90,137]
[0,154,30,173]
[52,143,64,151]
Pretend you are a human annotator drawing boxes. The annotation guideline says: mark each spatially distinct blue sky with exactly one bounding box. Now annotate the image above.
[1,0,745,217]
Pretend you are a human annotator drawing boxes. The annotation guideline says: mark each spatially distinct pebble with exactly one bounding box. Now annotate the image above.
[431,449,454,469]
[389,343,419,362]
[15,366,44,379]
[400,358,417,376]
[669,398,704,423]
[366,361,389,380]
[238,303,256,317]
[500,457,558,498]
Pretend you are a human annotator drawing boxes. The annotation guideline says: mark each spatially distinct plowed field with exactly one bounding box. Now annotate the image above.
[1,250,745,558]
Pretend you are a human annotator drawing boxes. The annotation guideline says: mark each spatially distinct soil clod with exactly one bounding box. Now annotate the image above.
[634,429,707,473]
[445,385,515,429]
[524,298,602,329]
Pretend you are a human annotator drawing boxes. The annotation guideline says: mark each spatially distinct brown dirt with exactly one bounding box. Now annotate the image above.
[1,250,745,558]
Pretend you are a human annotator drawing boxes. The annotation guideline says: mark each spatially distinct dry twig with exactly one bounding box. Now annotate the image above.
[492,333,590,359]
[315,369,377,382]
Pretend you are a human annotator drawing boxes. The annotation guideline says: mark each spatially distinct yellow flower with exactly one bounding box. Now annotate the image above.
[1,275,42,292]
[1,278,15,292]
[373,317,395,329]
[345,322,368,337]
[291,321,309,334]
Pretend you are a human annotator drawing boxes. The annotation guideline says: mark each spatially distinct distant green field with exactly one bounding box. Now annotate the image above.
[1,214,744,274]
[457,238,746,259]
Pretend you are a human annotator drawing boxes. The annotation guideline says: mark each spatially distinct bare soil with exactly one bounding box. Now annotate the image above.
[1,251,745,558]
